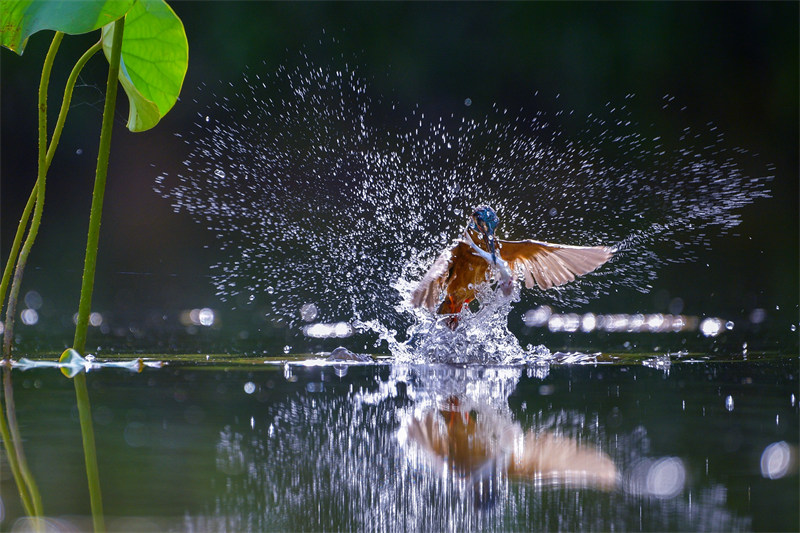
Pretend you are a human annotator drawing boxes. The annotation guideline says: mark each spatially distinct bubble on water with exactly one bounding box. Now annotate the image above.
[155,43,772,357]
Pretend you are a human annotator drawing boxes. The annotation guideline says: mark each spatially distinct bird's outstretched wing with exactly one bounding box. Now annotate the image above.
[498,239,613,290]
[508,432,618,489]
[410,242,489,311]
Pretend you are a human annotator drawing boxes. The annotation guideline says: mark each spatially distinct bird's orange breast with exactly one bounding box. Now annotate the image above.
[436,240,490,315]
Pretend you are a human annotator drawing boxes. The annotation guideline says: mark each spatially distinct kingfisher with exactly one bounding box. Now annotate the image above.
[411,206,613,327]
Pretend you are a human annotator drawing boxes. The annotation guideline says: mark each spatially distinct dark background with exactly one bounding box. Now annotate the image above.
[1,1,798,355]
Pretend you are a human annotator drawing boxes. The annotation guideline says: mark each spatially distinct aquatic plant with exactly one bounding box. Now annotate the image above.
[1,0,188,528]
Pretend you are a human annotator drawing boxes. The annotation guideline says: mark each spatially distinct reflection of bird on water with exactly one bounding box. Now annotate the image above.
[411,206,614,328]
[404,395,618,506]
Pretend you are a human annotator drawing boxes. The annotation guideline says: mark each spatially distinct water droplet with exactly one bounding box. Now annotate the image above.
[725,395,734,411]
[160,47,772,360]
[300,303,318,322]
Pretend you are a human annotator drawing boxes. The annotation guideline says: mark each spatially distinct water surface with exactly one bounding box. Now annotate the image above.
[2,356,796,531]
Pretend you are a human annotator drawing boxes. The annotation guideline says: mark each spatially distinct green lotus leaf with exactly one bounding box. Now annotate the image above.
[102,0,188,132]
[1,0,135,54]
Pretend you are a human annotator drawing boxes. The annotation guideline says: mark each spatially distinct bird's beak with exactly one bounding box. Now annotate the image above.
[472,216,498,265]
[487,232,497,265]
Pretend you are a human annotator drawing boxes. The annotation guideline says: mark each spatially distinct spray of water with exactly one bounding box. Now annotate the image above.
[154,46,771,362]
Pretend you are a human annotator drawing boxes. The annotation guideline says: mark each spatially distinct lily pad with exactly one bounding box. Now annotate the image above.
[102,0,188,132]
[1,0,135,54]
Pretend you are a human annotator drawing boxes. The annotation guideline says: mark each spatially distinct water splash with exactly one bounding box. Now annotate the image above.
[154,45,772,360]
[357,279,552,364]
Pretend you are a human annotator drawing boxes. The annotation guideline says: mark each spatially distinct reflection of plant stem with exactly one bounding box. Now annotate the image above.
[1,31,62,357]
[2,367,43,516]
[74,372,104,531]
[0,369,35,515]
[72,17,125,533]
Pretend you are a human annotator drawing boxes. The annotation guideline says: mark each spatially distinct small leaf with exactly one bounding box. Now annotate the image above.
[1,0,136,54]
[59,348,87,378]
[102,0,188,132]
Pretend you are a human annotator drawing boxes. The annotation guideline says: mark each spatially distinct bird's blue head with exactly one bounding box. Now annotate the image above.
[470,206,499,235]
[470,206,500,263]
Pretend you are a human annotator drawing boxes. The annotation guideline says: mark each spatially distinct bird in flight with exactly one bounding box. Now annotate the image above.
[411,206,614,328]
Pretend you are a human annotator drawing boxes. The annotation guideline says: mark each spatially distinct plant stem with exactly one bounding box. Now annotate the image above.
[72,26,123,355]
[0,30,67,523]
[0,187,36,351]
[72,17,125,533]
[0,40,102,349]
[2,31,63,357]
[45,40,103,170]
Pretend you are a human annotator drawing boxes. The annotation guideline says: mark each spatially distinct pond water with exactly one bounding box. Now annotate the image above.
[2,5,796,532]
[1,355,796,531]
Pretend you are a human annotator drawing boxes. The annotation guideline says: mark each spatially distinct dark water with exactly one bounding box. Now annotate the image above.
[1,357,797,531]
